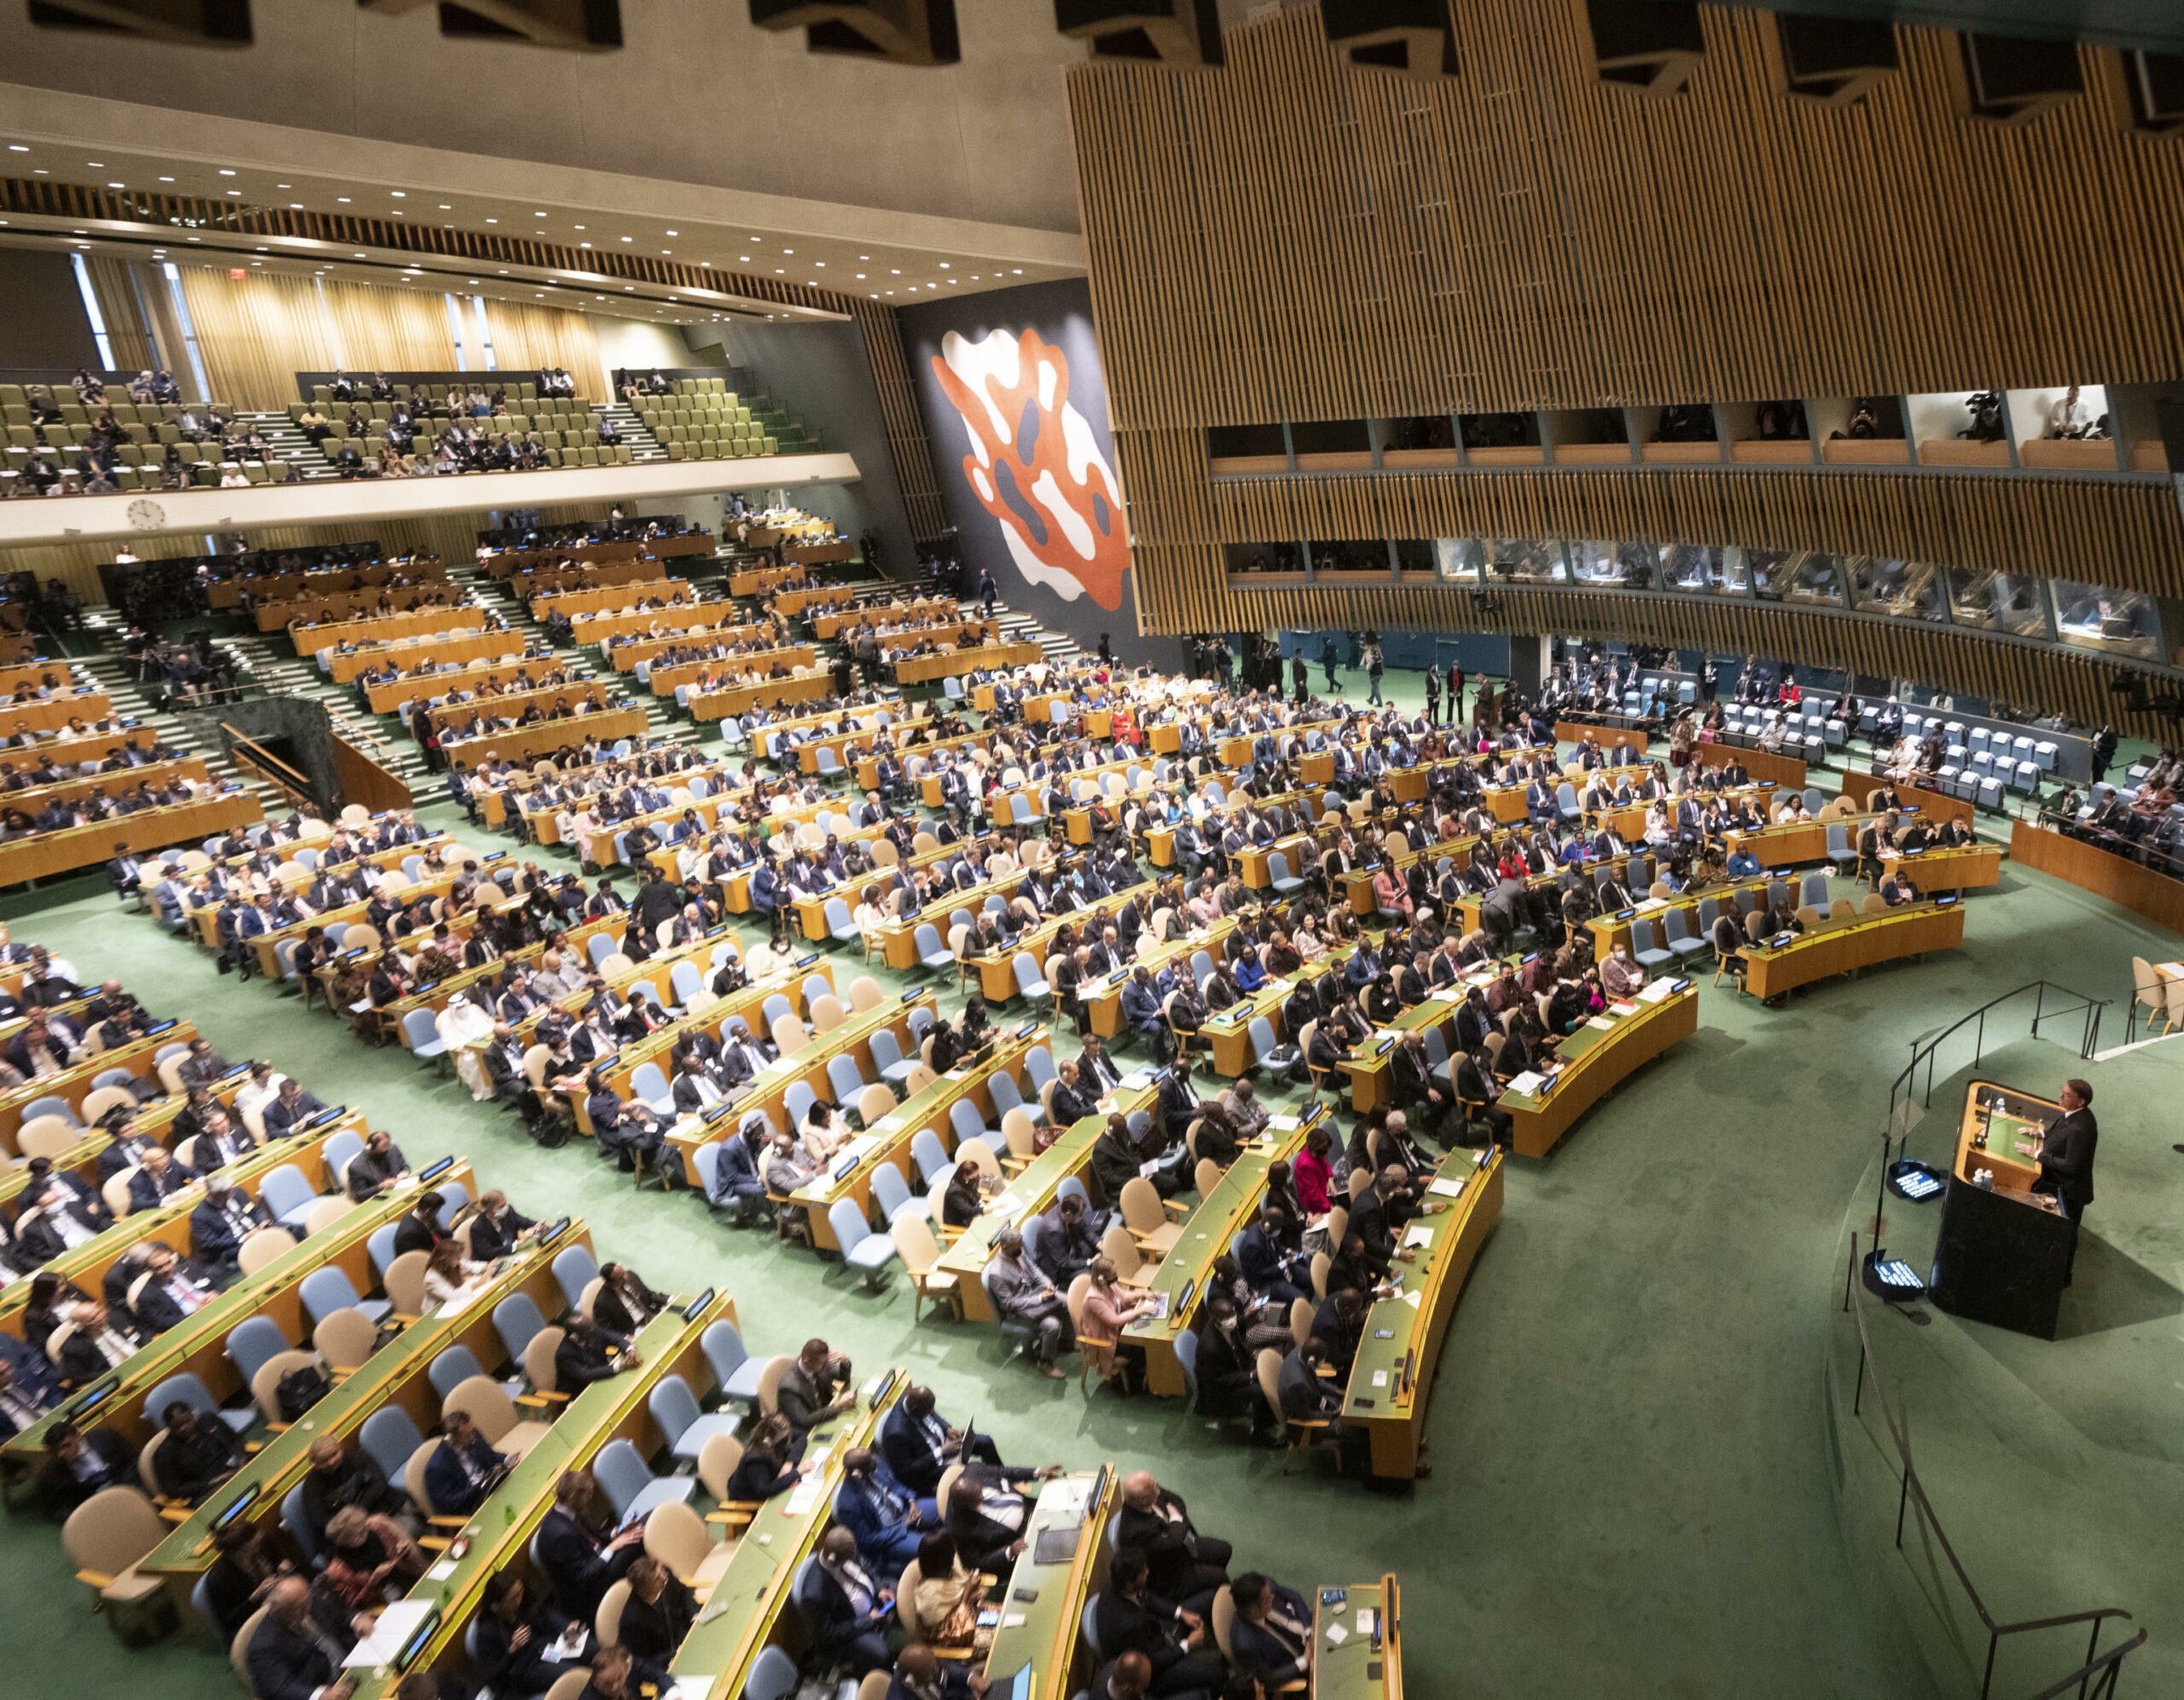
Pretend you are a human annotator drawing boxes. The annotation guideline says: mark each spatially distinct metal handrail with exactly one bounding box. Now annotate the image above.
[1870,982,2109,1274]
[1844,1264,2140,1697]
[2021,1629,2146,1700]
[1889,980,2108,1122]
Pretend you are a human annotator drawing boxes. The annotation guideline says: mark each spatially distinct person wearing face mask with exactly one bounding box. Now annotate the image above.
[1600,939,1645,999]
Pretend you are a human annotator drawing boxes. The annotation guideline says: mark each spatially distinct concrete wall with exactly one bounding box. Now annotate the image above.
[682,317,916,577]
[0,249,104,371]
[591,316,693,377]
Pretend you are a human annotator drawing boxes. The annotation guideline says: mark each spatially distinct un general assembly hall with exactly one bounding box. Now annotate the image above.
[0,3,2176,1697]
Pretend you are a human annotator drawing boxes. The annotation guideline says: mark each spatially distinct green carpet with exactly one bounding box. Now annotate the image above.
[3,666,2174,1700]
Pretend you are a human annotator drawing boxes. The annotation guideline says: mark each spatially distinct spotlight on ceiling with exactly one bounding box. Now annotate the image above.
[26,0,251,43]
[747,0,958,65]
[1319,1,1455,78]
[357,0,622,51]
[1054,0,1222,68]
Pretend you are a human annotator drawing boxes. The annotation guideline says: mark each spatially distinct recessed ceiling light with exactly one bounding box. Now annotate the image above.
[619,236,631,242]
[938,262,950,269]
[5,146,26,153]
[660,250,671,255]
[891,269,900,275]
[160,175,176,183]
[218,168,235,176]
[665,229,677,235]
[739,256,749,262]
[337,196,351,202]
[775,268,784,274]
[580,241,592,248]
[855,274,865,280]
[1013,268,1023,275]
[485,218,497,223]
[106,181,123,188]
[354,252,365,258]
[439,204,450,210]
[469,280,479,284]
[32,169,45,175]
[276,183,289,189]
[227,190,241,196]
[859,255,869,260]
[290,203,302,209]
[783,248,793,255]
[391,190,405,197]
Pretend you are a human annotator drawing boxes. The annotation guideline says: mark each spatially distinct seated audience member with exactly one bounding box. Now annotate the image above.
[802,1526,897,1674]
[878,1384,1012,1497]
[1228,1572,1316,1689]
[422,1408,508,1516]
[148,1398,246,1501]
[1092,1546,1228,1699]
[1116,1471,1230,1612]
[537,1465,646,1620]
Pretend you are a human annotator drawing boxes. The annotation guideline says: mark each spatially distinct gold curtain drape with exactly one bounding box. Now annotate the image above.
[176,270,339,410]
[484,301,609,399]
[320,280,460,378]
[175,270,467,409]
[84,258,159,375]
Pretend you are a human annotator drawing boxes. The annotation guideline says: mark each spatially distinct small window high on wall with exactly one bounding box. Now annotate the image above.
[70,256,114,368]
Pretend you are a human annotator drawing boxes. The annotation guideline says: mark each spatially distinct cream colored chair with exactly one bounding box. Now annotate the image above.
[303,1195,355,1237]
[61,1486,173,1644]
[250,1350,322,1426]
[1119,1176,1184,1256]
[238,1227,297,1274]
[642,1499,735,1592]
[1098,1225,1157,1289]
[441,1374,552,1458]
[890,1215,960,1320]
[384,1250,429,1320]
[16,1114,80,1160]
[312,1307,380,1372]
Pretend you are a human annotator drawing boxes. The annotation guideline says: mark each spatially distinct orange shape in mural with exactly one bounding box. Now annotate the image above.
[931,327,1130,612]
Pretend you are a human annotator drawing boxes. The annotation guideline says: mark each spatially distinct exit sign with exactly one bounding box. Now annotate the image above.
[229,268,247,280]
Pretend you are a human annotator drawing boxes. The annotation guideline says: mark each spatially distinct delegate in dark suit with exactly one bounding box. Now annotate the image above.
[247,1594,357,1700]
[1115,1483,1231,1611]
[2034,1083,2099,1279]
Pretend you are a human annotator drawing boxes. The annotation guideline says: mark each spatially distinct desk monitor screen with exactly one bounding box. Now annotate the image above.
[394,1608,444,1672]
[1895,1169,1943,1201]
[1873,1258,1923,1291]
[419,1155,456,1183]
[212,1482,263,1529]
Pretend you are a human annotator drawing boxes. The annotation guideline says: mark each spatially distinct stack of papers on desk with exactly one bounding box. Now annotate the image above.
[838,1134,880,1165]
[1268,1114,1301,1131]
[1426,1175,1467,1200]
[1119,1069,1156,1091]
[1402,1223,1435,1248]
[1635,896,1668,912]
[1638,979,1677,1004]
[346,1600,433,1667]
[1586,1015,1617,1030]
[1504,1070,1547,1095]
[1609,1001,1638,1017]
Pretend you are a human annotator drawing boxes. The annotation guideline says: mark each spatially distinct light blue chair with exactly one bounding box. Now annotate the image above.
[258,1164,322,1231]
[871,1162,928,1225]
[1266,852,1304,896]
[552,1245,600,1309]
[224,1316,292,1390]
[915,924,952,972]
[630,1062,674,1116]
[142,1370,255,1435]
[910,1128,950,1185]
[359,1407,425,1482]
[1629,917,1674,969]
[950,1099,1000,1149]
[402,1007,448,1064]
[823,897,859,944]
[648,1373,741,1463]
[1013,951,1051,1006]
[828,1053,868,1105]
[1662,907,1707,960]
[428,1345,490,1401]
[700,1319,769,1409]
[592,1436,695,1520]
[827,1199,898,1288]
[870,1028,916,1089]
[493,1293,549,1366]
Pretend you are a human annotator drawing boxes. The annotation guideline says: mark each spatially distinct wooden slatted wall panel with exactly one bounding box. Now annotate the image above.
[852,299,950,542]
[1221,581,2172,738]
[1189,466,2184,594]
[1067,5,2184,423]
